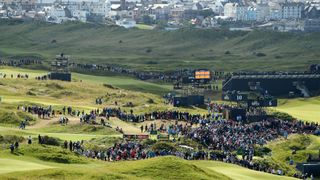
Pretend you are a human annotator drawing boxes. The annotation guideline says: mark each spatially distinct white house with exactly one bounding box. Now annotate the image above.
[256,4,270,22]
[236,5,257,21]
[224,3,238,19]
[269,2,281,20]
[46,5,68,23]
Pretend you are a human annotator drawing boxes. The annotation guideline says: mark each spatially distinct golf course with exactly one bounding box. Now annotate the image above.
[0,66,319,179]
[0,21,320,180]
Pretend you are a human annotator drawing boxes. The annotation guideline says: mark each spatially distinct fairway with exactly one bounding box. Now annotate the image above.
[276,97,320,122]
[0,66,320,179]
[0,67,172,95]
[0,158,53,174]
[0,126,121,141]
[195,161,295,180]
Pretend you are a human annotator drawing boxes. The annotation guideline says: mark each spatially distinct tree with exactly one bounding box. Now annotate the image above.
[142,15,153,25]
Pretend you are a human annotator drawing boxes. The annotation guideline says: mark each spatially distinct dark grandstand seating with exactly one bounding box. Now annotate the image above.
[223,73,320,97]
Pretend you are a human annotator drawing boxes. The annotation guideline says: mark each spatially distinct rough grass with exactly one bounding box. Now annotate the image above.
[265,134,320,175]
[0,108,37,125]
[0,21,319,72]
[38,124,120,135]
[0,144,88,164]
[0,67,208,115]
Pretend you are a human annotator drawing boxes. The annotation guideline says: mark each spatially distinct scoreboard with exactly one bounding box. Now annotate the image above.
[195,70,211,80]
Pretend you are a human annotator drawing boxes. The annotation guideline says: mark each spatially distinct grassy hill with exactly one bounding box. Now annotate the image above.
[0,21,319,72]
[0,143,295,180]
[0,67,319,179]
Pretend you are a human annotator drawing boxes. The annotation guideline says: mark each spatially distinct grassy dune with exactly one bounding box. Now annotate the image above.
[0,67,172,95]
[0,22,319,71]
[276,97,320,123]
[0,143,294,180]
[0,144,230,180]
[0,67,207,114]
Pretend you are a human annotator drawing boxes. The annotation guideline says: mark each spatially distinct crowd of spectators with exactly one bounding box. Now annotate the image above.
[18,105,53,119]
[69,62,224,82]
[0,57,42,67]
[189,119,319,153]
[0,73,29,79]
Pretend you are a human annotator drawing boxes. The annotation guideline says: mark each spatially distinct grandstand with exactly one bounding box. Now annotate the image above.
[222,72,320,97]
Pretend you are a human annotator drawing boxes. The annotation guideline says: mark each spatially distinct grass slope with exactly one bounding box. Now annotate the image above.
[0,158,53,174]
[0,145,230,180]
[0,22,319,71]
[276,97,320,122]
[195,161,295,180]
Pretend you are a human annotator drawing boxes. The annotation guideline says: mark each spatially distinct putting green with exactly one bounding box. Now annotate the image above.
[0,158,53,174]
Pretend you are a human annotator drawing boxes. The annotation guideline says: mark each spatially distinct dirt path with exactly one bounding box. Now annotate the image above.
[108,117,146,135]
[29,116,80,129]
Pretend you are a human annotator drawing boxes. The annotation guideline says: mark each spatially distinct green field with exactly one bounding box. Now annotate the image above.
[276,97,320,123]
[0,21,319,72]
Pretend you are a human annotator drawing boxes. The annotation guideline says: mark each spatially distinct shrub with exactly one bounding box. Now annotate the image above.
[147,98,155,104]
[45,82,64,90]
[42,136,61,146]
[145,48,152,53]
[16,111,36,124]
[0,135,25,144]
[256,52,266,57]
[254,146,272,157]
[26,91,36,96]
[103,83,117,89]
[0,110,20,124]
[152,142,176,152]
[272,111,295,121]
[145,61,158,65]
[143,139,157,146]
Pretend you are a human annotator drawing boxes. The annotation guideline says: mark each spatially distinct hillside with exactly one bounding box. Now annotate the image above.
[0,146,294,180]
[0,21,319,72]
[0,67,318,179]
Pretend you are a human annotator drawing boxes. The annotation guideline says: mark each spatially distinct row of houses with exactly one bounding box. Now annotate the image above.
[224,1,320,22]
[0,0,320,31]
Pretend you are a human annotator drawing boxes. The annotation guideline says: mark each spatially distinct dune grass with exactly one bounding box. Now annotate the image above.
[0,66,172,95]
[0,145,230,180]
[0,67,208,115]
[0,22,319,72]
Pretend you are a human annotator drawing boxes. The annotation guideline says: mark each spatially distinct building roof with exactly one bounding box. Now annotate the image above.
[111,4,121,10]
